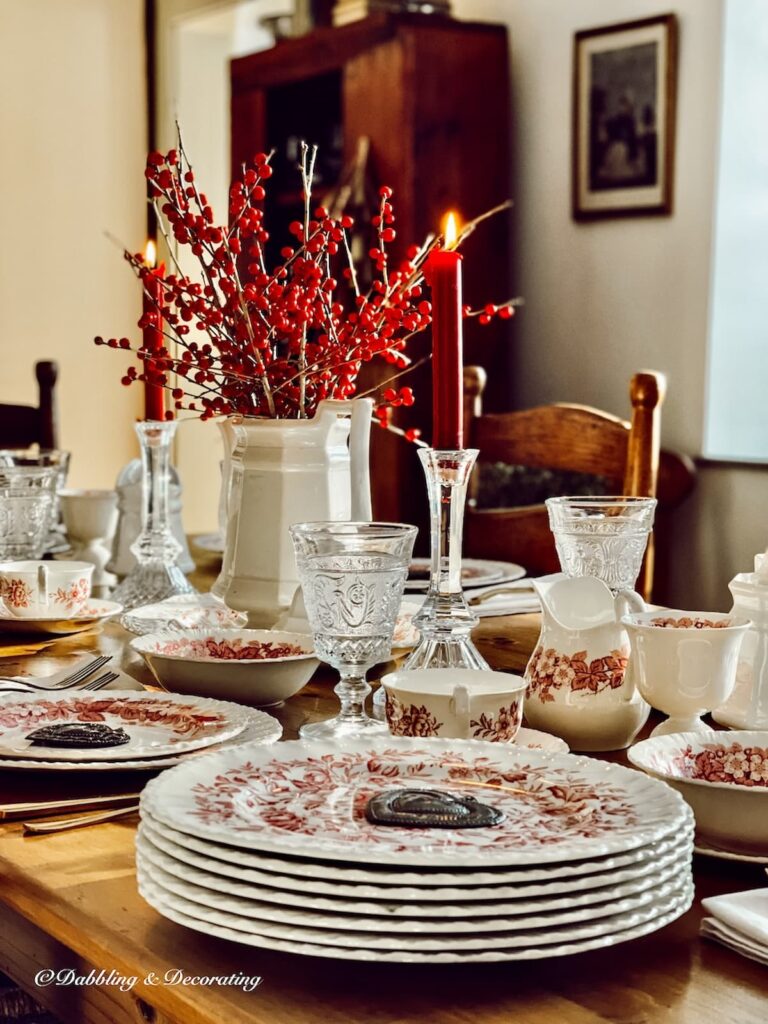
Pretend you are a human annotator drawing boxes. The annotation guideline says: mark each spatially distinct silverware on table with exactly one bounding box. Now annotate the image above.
[78,671,119,692]
[23,804,140,836]
[2,792,142,822]
[0,655,113,693]
[467,584,536,606]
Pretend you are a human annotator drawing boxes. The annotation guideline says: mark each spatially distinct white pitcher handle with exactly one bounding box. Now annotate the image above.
[614,589,646,619]
[449,684,471,733]
[349,398,373,521]
[319,398,372,522]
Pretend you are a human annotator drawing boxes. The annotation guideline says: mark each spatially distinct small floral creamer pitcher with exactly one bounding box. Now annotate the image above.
[524,573,649,751]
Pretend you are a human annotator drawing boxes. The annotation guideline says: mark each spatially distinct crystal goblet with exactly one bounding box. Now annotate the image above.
[290,522,417,741]
[545,496,657,594]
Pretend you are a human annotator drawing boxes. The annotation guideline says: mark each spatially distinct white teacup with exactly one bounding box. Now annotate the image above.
[0,561,94,618]
[621,609,751,736]
[382,668,526,741]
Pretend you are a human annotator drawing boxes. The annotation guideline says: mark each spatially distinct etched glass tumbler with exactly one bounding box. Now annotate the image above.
[290,522,417,741]
[546,496,657,594]
[0,467,57,559]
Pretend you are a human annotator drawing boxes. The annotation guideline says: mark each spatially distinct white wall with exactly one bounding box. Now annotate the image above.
[455,0,767,609]
[0,0,146,486]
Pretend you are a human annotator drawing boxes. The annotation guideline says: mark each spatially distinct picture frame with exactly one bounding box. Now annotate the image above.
[572,14,678,220]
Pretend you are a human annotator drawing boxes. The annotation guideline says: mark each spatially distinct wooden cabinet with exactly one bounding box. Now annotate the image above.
[231,14,510,537]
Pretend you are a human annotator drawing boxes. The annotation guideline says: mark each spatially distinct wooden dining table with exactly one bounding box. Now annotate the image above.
[0,547,765,1024]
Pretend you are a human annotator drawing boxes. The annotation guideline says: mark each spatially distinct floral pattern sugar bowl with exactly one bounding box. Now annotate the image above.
[524,574,649,751]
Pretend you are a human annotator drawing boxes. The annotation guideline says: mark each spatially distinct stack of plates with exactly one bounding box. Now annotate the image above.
[0,690,281,771]
[137,737,695,963]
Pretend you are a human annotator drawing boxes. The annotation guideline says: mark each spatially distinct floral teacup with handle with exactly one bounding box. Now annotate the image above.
[381,668,525,741]
[0,561,94,618]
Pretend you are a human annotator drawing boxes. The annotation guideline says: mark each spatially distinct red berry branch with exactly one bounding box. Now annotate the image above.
[96,133,521,441]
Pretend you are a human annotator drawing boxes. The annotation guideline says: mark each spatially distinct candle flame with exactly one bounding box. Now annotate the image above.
[443,212,459,249]
[144,239,157,268]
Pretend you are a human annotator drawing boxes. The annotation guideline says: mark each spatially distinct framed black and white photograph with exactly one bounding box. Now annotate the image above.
[573,14,678,220]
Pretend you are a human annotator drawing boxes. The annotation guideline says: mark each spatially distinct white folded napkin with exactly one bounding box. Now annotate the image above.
[700,888,768,964]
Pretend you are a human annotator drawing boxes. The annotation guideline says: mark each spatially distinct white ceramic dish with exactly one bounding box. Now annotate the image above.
[140,737,692,868]
[138,871,693,962]
[0,707,281,772]
[137,823,690,921]
[405,558,525,593]
[137,836,688,935]
[122,594,247,636]
[694,838,768,865]
[628,730,768,853]
[132,629,319,707]
[140,809,693,894]
[0,599,122,635]
[0,690,252,762]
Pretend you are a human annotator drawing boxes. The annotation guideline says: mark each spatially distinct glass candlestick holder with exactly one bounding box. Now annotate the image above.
[404,447,489,671]
[111,420,195,611]
[372,447,488,718]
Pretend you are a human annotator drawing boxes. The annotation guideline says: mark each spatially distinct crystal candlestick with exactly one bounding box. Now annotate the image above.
[111,421,195,610]
[406,448,489,670]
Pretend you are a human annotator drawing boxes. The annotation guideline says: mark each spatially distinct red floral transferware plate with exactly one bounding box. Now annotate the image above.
[140,738,691,868]
[0,690,252,762]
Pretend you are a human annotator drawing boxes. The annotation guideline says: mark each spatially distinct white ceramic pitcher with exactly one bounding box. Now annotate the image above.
[213,399,373,627]
[524,573,649,751]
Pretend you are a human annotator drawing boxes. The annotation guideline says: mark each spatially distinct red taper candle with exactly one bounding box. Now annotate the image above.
[142,239,166,421]
[427,212,463,449]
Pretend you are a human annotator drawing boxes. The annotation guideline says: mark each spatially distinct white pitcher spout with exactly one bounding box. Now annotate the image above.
[531,573,618,631]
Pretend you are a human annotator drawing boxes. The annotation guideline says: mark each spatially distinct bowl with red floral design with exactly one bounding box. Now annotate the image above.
[628,731,768,854]
[132,629,319,707]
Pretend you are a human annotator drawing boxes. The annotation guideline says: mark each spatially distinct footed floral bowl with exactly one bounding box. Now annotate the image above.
[132,629,319,707]
[628,731,768,854]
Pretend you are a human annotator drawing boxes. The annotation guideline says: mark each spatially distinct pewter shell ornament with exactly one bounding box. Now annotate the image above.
[366,788,505,829]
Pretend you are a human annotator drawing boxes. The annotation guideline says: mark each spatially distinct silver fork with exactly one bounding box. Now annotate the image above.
[0,655,112,694]
[75,671,119,693]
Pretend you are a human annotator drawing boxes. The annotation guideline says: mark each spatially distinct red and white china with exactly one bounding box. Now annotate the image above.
[137,737,693,960]
[0,598,122,635]
[0,560,93,618]
[132,628,318,707]
[524,574,649,751]
[121,594,248,636]
[382,668,525,741]
[136,870,692,964]
[0,705,281,772]
[629,730,768,854]
[405,558,524,593]
[622,610,750,736]
[0,690,253,762]
[140,737,692,868]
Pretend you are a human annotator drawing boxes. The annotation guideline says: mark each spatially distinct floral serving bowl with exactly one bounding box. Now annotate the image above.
[132,629,319,707]
[628,730,768,853]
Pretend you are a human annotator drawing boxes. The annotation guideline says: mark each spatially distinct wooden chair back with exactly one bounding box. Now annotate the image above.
[0,361,59,450]
[463,368,695,601]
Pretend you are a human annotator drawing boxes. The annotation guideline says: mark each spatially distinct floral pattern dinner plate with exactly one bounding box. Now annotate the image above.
[0,690,253,762]
[140,737,692,868]
[0,705,281,771]
[138,870,694,961]
[139,810,693,892]
[136,823,691,925]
